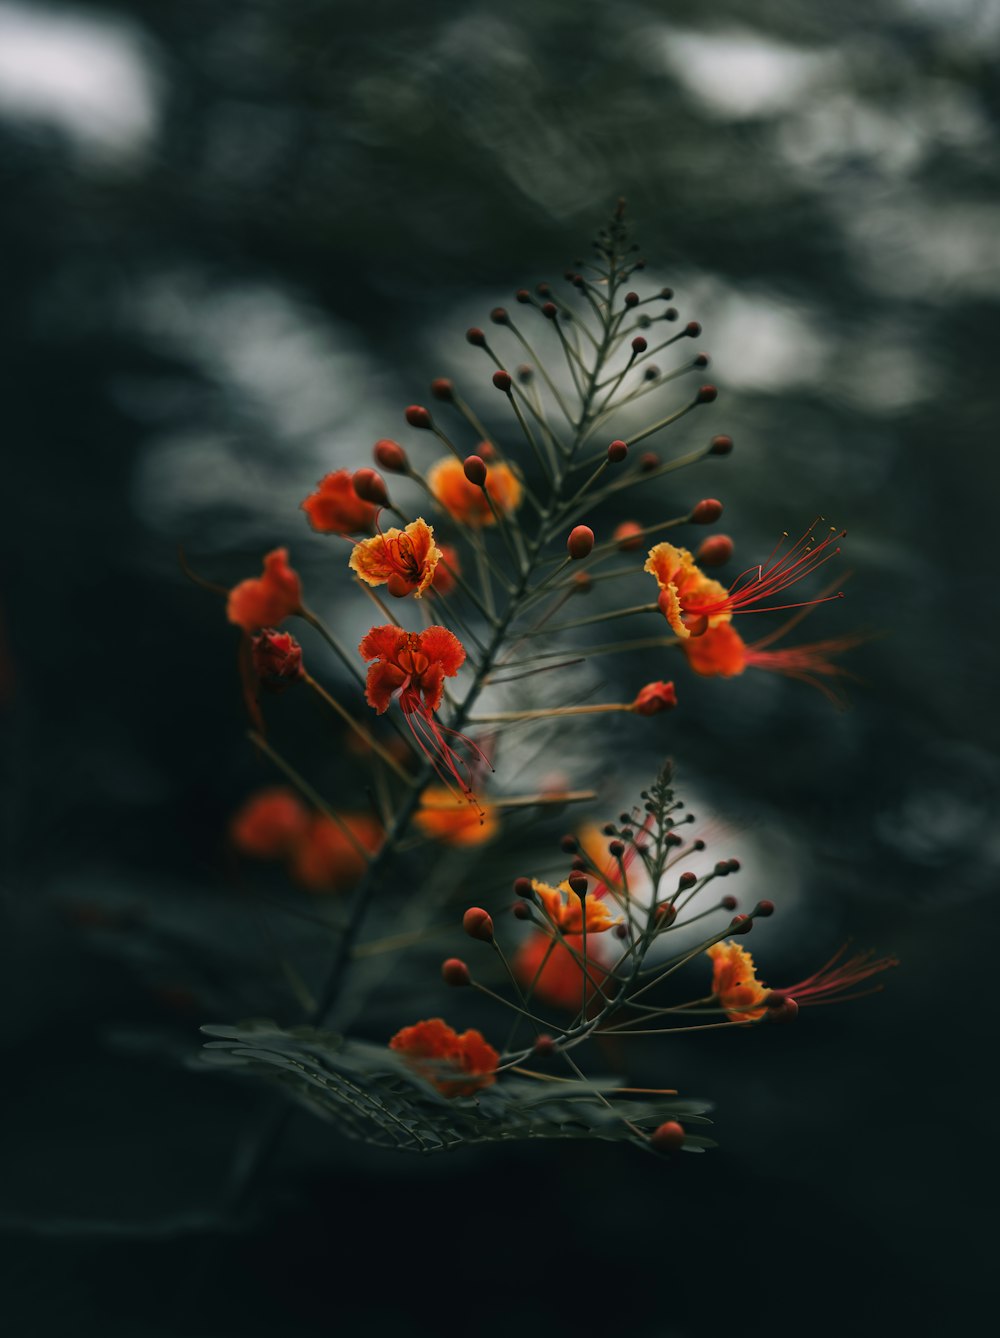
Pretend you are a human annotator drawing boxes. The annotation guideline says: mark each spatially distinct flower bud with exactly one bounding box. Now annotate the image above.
[353,468,389,506]
[559,834,578,853]
[567,872,588,896]
[573,571,592,594]
[609,840,625,858]
[492,370,512,393]
[537,282,551,296]
[404,404,432,429]
[656,902,677,927]
[664,307,679,322]
[570,857,587,871]
[463,907,494,942]
[466,327,486,346]
[677,871,697,891]
[714,861,731,877]
[430,378,455,402]
[515,289,532,304]
[533,1034,557,1058]
[631,681,678,716]
[624,291,639,307]
[541,302,558,319]
[709,434,734,456]
[631,336,647,354]
[490,306,509,325]
[513,877,534,900]
[766,994,799,1024]
[567,525,594,560]
[442,958,471,987]
[721,894,738,911]
[517,364,534,383]
[643,365,660,381]
[374,439,409,473]
[614,521,643,551]
[696,384,718,404]
[729,913,753,934]
[691,498,723,525]
[650,1120,685,1152]
[726,859,741,873]
[614,922,629,939]
[512,900,532,920]
[639,451,659,473]
[695,534,733,567]
[754,899,775,917]
[693,352,710,368]
[685,321,702,338]
[251,629,304,691]
[463,455,488,487]
[607,439,628,463]
[660,287,674,299]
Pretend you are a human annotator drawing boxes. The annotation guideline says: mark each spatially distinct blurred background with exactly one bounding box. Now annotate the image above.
[2,0,996,1333]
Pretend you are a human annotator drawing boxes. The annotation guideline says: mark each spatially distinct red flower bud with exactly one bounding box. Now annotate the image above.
[567,525,594,560]
[430,378,455,402]
[573,571,592,593]
[441,958,471,987]
[374,439,409,473]
[466,327,486,346]
[677,871,697,891]
[559,834,578,853]
[755,899,775,917]
[690,498,723,525]
[693,352,710,368]
[721,894,738,911]
[533,1034,557,1057]
[695,534,733,567]
[463,906,494,942]
[607,439,628,463]
[492,369,512,393]
[251,629,304,691]
[631,681,678,716]
[639,451,659,473]
[353,468,389,507]
[541,302,557,319]
[490,307,509,325]
[463,455,488,487]
[404,404,433,429]
[512,900,532,920]
[513,877,534,899]
[709,434,734,455]
[614,922,629,938]
[609,840,625,858]
[696,384,718,404]
[614,521,643,551]
[686,321,702,337]
[567,871,588,896]
[766,995,799,1023]
[730,914,753,934]
[656,902,677,927]
[631,336,647,353]
[650,1120,685,1152]
[515,289,532,304]
[624,291,639,307]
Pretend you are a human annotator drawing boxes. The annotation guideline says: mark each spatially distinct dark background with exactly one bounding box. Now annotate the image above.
[2,1,995,1334]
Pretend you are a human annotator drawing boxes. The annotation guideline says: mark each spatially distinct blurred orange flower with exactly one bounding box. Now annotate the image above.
[290,813,383,892]
[389,1017,499,1097]
[227,548,304,633]
[427,456,522,527]
[301,469,378,535]
[349,517,442,598]
[631,680,678,715]
[513,932,610,1011]
[706,941,769,1022]
[413,787,498,845]
[430,543,461,596]
[230,787,310,859]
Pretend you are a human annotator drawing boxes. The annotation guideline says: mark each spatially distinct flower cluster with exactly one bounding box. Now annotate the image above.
[201,203,893,1161]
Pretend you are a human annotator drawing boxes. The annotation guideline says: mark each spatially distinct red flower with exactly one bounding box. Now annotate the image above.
[389,1018,499,1097]
[230,787,311,859]
[631,681,678,715]
[682,621,862,705]
[359,624,486,802]
[251,628,304,691]
[301,469,378,535]
[227,548,304,633]
[767,943,898,1010]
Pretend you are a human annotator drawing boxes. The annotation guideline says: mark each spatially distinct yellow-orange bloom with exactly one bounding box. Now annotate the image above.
[427,456,522,527]
[706,941,769,1022]
[413,787,498,846]
[388,1017,499,1097]
[513,932,610,1011]
[289,813,383,893]
[349,517,442,598]
[683,622,748,678]
[644,543,730,639]
[531,879,621,934]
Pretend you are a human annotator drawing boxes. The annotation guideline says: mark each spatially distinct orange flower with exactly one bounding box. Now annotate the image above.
[301,469,378,535]
[359,624,486,802]
[389,1017,499,1097]
[413,787,498,846]
[430,543,461,596]
[647,524,843,639]
[289,812,383,892]
[230,787,310,859]
[706,941,769,1022]
[349,517,442,598]
[427,456,522,527]
[227,548,304,633]
[531,879,621,934]
[683,621,862,705]
[513,932,610,1011]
